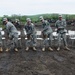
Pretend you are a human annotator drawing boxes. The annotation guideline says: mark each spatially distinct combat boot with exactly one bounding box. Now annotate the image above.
[0,47,3,52]
[26,47,29,51]
[15,48,18,52]
[33,47,37,51]
[57,47,60,51]
[42,47,45,51]
[6,48,9,52]
[49,47,53,51]
[65,46,70,51]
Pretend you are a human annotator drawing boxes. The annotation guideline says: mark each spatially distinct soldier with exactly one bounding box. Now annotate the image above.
[55,15,70,51]
[0,28,3,52]
[25,18,37,51]
[39,16,53,51]
[14,19,21,28]
[3,18,19,52]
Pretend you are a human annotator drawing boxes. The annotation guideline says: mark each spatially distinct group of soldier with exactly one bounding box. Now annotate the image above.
[0,15,70,52]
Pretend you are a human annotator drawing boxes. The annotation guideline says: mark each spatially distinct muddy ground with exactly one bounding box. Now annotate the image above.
[0,24,75,75]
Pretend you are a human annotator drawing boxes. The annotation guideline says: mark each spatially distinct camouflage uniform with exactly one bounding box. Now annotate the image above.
[6,22,19,49]
[41,20,53,47]
[0,29,3,52]
[15,19,21,28]
[55,19,67,47]
[0,31,2,47]
[25,23,37,47]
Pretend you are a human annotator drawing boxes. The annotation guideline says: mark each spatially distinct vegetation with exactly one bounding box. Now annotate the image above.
[0,13,75,26]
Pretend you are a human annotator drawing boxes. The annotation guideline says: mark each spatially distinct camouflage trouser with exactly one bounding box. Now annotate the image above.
[42,33,53,47]
[26,34,37,47]
[57,33,67,47]
[9,33,19,48]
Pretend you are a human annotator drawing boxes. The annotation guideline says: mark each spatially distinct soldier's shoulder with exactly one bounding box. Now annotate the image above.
[56,20,59,23]
[7,22,10,24]
[44,20,48,23]
[62,19,66,21]
[31,23,34,26]
[7,22,13,26]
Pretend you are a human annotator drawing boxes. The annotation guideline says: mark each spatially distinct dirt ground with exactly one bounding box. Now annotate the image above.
[0,24,75,75]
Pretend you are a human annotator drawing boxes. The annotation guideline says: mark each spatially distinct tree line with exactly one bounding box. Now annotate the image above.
[0,13,75,26]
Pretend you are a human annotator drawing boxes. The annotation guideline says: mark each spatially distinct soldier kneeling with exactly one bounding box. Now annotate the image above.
[24,18,37,51]
[39,16,53,51]
[3,18,19,52]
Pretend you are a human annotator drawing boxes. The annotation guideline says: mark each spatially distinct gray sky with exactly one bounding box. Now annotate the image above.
[0,0,75,16]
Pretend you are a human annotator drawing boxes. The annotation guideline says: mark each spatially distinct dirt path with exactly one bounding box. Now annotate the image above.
[0,24,75,75]
[0,47,75,75]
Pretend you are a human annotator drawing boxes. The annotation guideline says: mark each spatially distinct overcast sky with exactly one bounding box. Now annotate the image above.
[0,0,75,16]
